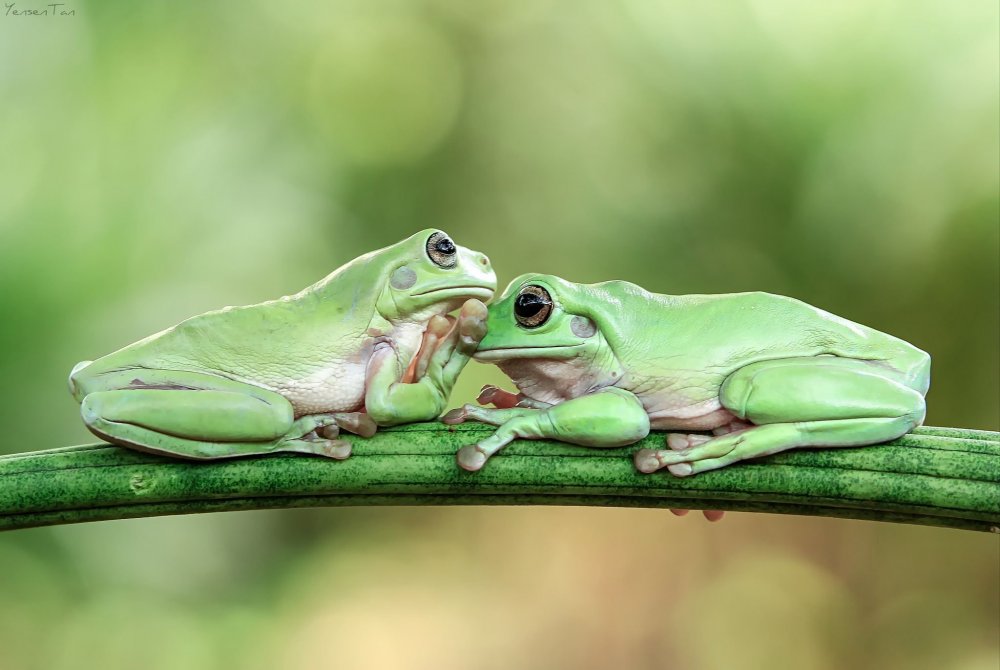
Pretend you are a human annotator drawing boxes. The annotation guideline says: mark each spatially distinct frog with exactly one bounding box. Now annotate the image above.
[443,273,930,478]
[69,229,496,460]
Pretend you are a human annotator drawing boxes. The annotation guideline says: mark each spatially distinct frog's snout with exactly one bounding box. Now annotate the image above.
[470,252,498,297]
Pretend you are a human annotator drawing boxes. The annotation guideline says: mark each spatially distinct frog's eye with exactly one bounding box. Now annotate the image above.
[514,285,552,328]
[426,232,457,268]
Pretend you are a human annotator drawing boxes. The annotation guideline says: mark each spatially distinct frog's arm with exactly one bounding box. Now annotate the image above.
[365,300,488,425]
[443,387,650,471]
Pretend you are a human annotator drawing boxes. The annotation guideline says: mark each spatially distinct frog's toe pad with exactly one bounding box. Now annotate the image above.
[667,463,694,477]
[476,385,503,406]
[667,433,712,450]
[634,448,664,473]
[670,508,726,521]
[321,440,353,460]
[335,412,377,438]
[317,424,341,440]
[441,408,467,425]
[635,448,695,475]
[457,445,487,472]
[458,300,489,345]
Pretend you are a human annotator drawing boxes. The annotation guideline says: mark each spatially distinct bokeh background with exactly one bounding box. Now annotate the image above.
[1,1,997,668]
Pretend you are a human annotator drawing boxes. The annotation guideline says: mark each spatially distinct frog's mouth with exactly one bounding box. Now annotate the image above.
[473,344,584,361]
[414,284,495,300]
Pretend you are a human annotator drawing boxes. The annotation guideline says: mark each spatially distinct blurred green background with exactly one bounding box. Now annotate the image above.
[1,0,997,668]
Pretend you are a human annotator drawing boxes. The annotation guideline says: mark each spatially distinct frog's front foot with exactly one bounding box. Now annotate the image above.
[476,385,521,408]
[441,403,512,426]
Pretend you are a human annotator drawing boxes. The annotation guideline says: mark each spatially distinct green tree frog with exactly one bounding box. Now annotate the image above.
[444,274,930,477]
[69,230,496,460]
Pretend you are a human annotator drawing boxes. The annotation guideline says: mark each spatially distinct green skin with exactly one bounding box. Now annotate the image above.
[69,230,496,460]
[444,273,931,478]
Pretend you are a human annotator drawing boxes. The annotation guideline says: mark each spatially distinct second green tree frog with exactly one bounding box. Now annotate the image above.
[444,273,930,476]
[70,230,496,460]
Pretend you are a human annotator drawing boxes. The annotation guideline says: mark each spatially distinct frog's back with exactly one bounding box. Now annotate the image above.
[706,291,928,383]
[70,262,382,405]
[585,283,929,392]
[69,234,452,415]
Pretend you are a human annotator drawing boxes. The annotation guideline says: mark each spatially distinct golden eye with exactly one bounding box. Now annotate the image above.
[426,231,457,268]
[514,285,552,328]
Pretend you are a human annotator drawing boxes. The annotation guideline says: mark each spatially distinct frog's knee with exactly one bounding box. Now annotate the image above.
[719,371,754,420]
[863,378,926,428]
[908,350,931,396]
[270,399,295,436]
[899,391,926,429]
[79,393,105,429]
[68,360,94,401]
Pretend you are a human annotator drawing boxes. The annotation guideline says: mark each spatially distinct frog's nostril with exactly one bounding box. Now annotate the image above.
[479,255,490,267]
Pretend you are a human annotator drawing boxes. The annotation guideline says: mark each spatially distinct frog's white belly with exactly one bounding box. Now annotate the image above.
[631,377,736,430]
[274,357,371,416]
[500,358,607,405]
[643,396,736,430]
[502,356,739,430]
[269,323,426,417]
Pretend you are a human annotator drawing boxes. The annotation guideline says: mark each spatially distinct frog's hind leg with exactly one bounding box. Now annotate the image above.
[78,369,348,460]
[635,357,926,476]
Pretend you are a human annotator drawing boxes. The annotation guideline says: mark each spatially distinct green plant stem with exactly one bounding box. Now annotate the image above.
[1,425,997,532]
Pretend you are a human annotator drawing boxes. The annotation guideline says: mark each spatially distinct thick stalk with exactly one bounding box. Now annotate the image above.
[0,425,997,532]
